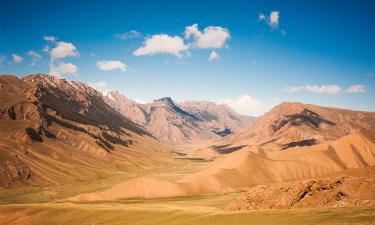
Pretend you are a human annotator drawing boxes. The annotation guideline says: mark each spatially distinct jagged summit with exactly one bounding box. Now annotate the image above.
[104,91,255,144]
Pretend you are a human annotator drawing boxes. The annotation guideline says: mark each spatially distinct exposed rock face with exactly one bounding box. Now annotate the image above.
[222,102,375,150]
[0,74,173,187]
[225,166,375,210]
[104,91,255,144]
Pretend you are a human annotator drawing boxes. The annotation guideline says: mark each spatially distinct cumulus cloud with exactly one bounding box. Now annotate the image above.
[208,51,219,61]
[27,51,42,66]
[50,41,79,59]
[50,62,78,77]
[114,30,141,40]
[269,11,280,28]
[97,60,127,72]
[283,85,342,94]
[133,34,189,57]
[185,24,230,49]
[346,84,366,93]
[44,35,57,42]
[12,54,23,63]
[217,95,261,115]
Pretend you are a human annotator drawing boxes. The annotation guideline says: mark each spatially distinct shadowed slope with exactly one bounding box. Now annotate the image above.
[0,74,174,187]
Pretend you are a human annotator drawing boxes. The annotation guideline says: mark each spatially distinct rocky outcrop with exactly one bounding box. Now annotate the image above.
[225,167,375,210]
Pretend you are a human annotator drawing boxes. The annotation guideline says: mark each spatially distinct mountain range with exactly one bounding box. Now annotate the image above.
[103,90,255,144]
[1,73,375,206]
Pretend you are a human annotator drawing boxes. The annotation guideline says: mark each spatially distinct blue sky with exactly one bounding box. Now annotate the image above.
[0,0,374,116]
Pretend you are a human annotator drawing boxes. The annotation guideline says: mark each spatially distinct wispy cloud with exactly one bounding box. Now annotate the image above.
[27,51,42,66]
[114,30,141,40]
[89,81,109,93]
[283,85,342,94]
[346,84,366,93]
[208,51,219,61]
[44,35,57,42]
[12,54,23,63]
[284,84,367,94]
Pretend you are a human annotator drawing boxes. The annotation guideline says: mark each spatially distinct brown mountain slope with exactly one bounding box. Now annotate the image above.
[104,90,255,144]
[214,102,375,151]
[70,129,375,201]
[0,74,174,187]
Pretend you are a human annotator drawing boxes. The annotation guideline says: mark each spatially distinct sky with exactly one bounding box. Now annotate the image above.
[0,0,374,116]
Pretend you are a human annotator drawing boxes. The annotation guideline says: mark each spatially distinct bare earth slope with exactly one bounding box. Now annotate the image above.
[0,74,174,187]
[213,102,375,152]
[104,90,255,144]
[226,166,375,210]
[70,129,375,201]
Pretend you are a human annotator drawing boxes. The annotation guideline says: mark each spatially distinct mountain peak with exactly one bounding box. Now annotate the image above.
[153,97,175,106]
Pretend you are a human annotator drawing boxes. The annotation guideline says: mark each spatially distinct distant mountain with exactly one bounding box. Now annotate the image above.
[104,90,255,144]
[0,74,174,187]
[218,102,375,151]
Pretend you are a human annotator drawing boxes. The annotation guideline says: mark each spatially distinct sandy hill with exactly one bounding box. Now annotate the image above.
[0,74,175,187]
[70,129,375,201]
[210,102,375,152]
[104,90,255,144]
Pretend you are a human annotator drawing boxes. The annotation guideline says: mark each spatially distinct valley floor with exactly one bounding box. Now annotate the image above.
[1,200,375,225]
[1,159,375,225]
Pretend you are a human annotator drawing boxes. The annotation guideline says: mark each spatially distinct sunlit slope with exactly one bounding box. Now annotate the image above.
[70,129,375,200]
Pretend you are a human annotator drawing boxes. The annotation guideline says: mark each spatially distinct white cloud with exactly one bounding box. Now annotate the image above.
[258,13,266,21]
[50,41,79,59]
[44,35,57,42]
[97,60,127,72]
[42,45,50,53]
[259,11,282,30]
[208,51,219,61]
[89,81,108,92]
[269,11,280,28]
[49,62,78,77]
[217,95,261,115]
[283,84,342,94]
[133,34,189,57]
[12,54,23,63]
[346,84,366,93]
[90,52,96,57]
[114,30,141,40]
[27,51,42,66]
[185,24,230,49]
